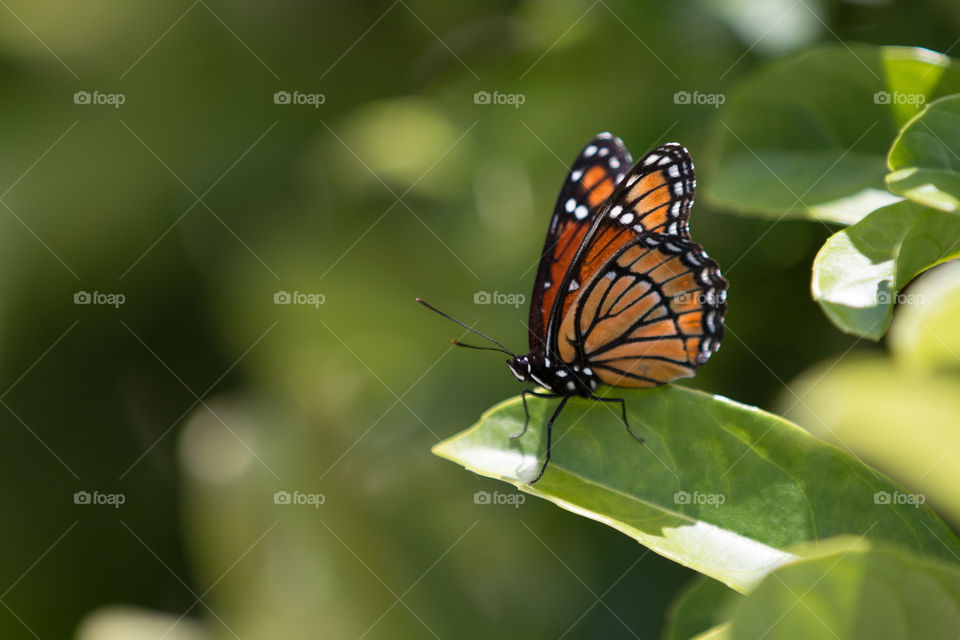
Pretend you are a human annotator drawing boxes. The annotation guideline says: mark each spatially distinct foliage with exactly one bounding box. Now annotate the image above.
[435,43,960,640]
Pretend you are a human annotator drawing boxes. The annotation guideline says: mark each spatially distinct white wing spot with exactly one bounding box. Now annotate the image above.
[543,281,552,289]
[609,205,623,218]
[584,145,597,157]
[667,221,679,235]
[574,205,589,220]
[565,197,577,213]
[668,164,680,178]
[673,181,684,196]
[568,280,580,292]
[609,157,620,169]
[619,212,635,225]
[671,201,683,217]
[571,169,583,181]
[556,369,568,378]
[644,154,661,166]
[598,147,609,156]
[566,380,576,392]
[604,270,616,280]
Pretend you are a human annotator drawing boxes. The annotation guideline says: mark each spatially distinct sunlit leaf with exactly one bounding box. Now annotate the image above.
[432,386,960,592]
[782,354,960,523]
[888,261,960,372]
[727,538,960,640]
[886,95,960,212]
[811,200,960,339]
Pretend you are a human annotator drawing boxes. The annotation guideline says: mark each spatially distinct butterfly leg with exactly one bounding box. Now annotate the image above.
[531,396,569,484]
[591,396,644,444]
[511,389,559,439]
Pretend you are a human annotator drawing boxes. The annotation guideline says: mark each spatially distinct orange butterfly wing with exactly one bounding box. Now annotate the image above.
[557,235,726,386]
[546,142,726,386]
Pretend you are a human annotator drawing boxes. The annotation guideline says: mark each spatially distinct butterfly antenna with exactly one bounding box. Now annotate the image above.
[415,298,517,357]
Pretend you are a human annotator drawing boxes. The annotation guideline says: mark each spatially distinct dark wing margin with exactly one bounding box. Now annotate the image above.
[527,132,632,352]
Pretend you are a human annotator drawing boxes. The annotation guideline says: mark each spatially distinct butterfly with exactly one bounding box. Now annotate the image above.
[419,132,727,482]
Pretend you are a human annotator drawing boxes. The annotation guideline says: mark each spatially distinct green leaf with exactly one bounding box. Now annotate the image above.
[432,386,960,592]
[782,353,960,524]
[727,538,960,640]
[811,200,960,339]
[704,45,960,224]
[691,626,731,640]
[888,260,960,372]
[887,95,960,212]
[663,576,740,640]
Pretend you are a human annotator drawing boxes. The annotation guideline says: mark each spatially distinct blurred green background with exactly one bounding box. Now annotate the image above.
[1,1,958,638]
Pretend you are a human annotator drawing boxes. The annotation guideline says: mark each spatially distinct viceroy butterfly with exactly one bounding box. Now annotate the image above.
[419,132,727,482]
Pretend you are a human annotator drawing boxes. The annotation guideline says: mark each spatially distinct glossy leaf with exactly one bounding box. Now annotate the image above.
[811,200,960,339]
[704,45,960,223]
[887,95,960,212]
[432,386,960,592]
[727,539,960,640]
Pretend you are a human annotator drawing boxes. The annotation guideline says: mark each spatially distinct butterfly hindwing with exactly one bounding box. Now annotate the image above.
[528,133,632,350]
[556,234,727,386]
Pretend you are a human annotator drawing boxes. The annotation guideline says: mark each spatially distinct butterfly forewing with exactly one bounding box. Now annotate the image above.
[528,132,632,351]
[543,140,726,387]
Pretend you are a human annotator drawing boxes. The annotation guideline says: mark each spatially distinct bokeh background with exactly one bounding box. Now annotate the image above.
[1,1,958,638]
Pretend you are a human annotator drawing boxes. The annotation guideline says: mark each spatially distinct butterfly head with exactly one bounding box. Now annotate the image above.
[507,355,532,383]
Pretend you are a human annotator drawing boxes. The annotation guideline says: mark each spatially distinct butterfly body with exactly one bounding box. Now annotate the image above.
[507,353,598,397]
